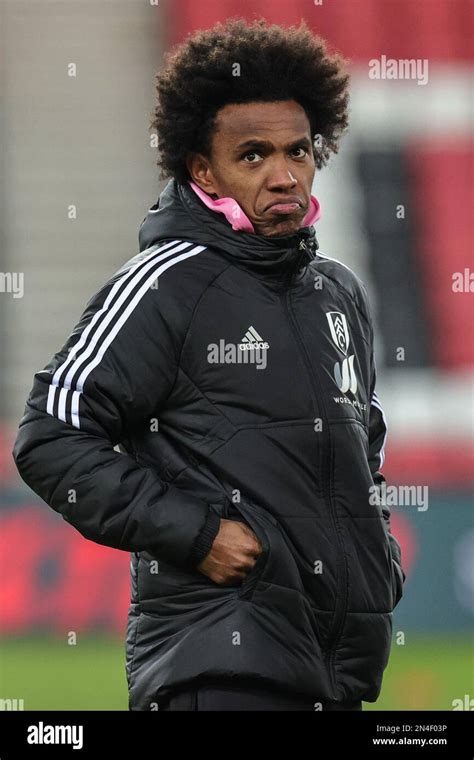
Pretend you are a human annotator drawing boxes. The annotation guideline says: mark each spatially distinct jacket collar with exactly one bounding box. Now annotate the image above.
[138,178,319,277]
[188,180,321,233]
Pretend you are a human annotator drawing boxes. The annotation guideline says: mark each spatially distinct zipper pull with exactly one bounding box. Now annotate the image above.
[297,238,316,266]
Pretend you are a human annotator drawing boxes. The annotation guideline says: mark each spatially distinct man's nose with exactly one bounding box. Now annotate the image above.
[266,163,298,189]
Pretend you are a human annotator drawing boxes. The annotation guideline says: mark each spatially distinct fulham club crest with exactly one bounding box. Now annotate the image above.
[326,312,358,395]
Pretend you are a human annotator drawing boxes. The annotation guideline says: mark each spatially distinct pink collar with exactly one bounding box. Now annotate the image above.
[189,180,321,232]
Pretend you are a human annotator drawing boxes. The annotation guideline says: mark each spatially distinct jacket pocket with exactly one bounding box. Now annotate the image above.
[224,500,271,600]
[224,498,310,602]
[380,517,405,611]
[390,557,405,610]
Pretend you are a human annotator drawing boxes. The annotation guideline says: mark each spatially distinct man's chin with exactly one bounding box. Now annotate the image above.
[255,220,304,238]
[253,208,307,238]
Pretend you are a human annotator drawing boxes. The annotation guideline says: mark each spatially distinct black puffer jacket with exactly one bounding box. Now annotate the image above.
[12,178,405,709]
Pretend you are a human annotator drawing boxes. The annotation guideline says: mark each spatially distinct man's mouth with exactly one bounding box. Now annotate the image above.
[264,197,304,215]
[267,202,301,215]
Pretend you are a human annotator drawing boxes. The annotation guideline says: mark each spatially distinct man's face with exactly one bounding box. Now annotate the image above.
[186,100,316,237]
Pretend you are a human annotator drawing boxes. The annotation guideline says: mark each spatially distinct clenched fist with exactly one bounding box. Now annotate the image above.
[197,518,263,586]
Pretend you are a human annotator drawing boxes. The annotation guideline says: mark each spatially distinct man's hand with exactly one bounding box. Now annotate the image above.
[196,518,263,585]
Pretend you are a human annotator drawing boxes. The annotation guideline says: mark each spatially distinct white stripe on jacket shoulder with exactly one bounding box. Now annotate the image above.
[46,241,206,429]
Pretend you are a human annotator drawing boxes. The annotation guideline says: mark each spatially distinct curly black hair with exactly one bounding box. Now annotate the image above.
[150,17,350,185]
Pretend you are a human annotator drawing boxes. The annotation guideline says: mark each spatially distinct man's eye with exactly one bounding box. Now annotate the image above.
[292,146,309,158]
[242,151,262,163]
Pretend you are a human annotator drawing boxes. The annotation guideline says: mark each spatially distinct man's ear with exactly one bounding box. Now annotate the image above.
[186,152,218,197]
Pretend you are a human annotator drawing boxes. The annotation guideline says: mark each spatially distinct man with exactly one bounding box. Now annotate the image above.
[12,18,405,711]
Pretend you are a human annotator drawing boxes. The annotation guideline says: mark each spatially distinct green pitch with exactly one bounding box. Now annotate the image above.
[0,633,472,710]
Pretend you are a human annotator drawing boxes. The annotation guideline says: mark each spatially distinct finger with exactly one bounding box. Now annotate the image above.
[240,534,262,556]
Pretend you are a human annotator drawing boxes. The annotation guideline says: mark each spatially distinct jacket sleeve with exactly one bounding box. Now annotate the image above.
[368,352,406,609]
[12,263,221,571]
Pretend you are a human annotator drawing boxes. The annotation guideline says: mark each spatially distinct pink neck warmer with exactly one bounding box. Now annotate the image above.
[189,180,321,233]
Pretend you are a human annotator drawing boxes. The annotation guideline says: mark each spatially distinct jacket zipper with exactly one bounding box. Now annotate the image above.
[280,258,349,698]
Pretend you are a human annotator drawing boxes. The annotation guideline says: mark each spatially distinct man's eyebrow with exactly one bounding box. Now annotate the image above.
[234,136,312,152]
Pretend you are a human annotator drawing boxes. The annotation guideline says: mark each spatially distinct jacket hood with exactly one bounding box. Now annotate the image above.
[138,178,320,279]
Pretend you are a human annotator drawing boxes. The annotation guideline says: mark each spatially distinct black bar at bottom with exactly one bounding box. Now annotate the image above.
[0,709,471,757]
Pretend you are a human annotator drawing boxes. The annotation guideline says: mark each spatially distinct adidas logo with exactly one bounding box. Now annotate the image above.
[207,325,269,369]
[238,325,270,351]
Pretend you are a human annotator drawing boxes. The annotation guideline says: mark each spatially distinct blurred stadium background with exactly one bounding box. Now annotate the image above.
[0,0,472,710]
